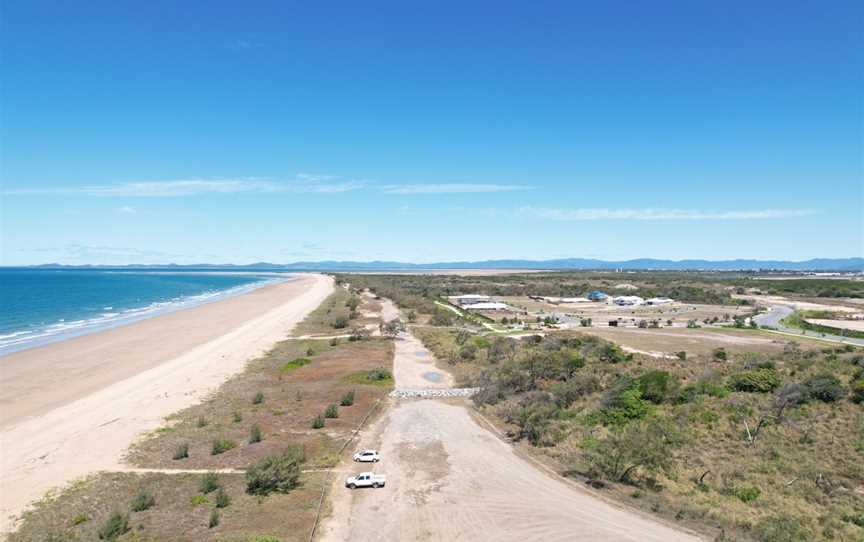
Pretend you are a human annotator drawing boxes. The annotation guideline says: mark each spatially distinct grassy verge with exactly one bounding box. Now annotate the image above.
[783,311,864,340]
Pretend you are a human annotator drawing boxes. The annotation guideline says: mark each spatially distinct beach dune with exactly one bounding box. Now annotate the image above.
[0,273,334,533]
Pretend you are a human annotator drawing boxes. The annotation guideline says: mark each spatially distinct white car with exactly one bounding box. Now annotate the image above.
[345,472,386,489]
[353,449,380,463]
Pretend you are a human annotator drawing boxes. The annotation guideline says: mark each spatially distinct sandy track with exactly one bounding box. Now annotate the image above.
[391,333,454,389]
[318,324,702,542]
[0,274,334,533]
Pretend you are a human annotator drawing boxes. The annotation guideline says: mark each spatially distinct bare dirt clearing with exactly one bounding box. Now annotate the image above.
[318,324,702,541]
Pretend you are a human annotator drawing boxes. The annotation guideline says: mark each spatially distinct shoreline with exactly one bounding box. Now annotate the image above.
[0,273,294,357]
[0,273,334,533]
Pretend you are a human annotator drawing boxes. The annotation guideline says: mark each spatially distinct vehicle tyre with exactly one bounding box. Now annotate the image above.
[349,484,356,489]
[372,482,379,488]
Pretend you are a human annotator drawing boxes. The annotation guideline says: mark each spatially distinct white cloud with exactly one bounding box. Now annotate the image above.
[5,176,365,197]
[518,206,820,221]
[381,183,533,195]
[114,206,137,215]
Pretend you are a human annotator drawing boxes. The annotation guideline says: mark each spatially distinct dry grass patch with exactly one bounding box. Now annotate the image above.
[127,338,393,469]
[9,471,324,542]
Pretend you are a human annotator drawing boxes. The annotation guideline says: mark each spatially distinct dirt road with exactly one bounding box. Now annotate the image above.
[318,328,702,541]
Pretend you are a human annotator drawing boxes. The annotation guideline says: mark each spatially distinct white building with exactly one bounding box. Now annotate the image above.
[645,297,674,305]
[613,295,644,306]
[464,302,509,311]
[448,294,491,307]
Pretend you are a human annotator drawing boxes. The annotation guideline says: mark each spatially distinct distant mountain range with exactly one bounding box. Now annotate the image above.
[23,257,864,272]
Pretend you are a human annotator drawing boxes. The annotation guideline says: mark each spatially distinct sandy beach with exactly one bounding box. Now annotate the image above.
[0,273,334,533]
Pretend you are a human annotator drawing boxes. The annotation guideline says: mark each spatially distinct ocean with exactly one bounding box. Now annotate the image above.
[0,269,292,356]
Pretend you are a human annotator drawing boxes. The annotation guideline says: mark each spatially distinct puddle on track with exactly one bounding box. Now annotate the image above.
[422,372,443,383]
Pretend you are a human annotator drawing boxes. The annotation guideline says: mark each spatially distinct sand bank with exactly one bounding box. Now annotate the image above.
[0,273,333,533]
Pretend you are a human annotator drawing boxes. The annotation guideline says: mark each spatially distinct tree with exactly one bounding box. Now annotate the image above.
[246,447,305,495]
[488,336,517,364]
[382,319,402,337]
[585,417,686,482]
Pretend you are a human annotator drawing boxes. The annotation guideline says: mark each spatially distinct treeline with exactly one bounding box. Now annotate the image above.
[336,272,743,306]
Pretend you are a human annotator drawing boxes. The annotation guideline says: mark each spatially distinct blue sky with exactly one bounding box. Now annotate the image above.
[2,0,862,265]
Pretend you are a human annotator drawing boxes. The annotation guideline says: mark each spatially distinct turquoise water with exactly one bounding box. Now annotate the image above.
[0,269,292,356]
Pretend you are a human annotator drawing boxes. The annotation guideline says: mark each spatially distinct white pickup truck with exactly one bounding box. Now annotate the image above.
[345,472,386,489]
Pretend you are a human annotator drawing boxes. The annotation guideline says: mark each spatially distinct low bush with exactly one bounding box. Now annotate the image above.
[209,509,220,529]
[324,404,339,418]
[367,368,391,381]
[332,316,349,329]
[634,370,679,404]
[97,510,129,540]
[729,368,781,393]
[252,391,265,405]
[340,390,355,406]
[211,438,236,455]
[172,442,189,460]
[280,357,310,372]
[249,424,263,444]
[129,489,155,512]
[190,495,208,506]
[311,415,325,429]
[676,380,729,403]
[246,446,305,496]
[551,373,599,407]
[233,411,243,423]
[754,514,811,542]
[803,373,846,402]
[601,381,652,425]
[199,472,220,493]
[215,487,231,508]
[71,513,89,526]
[733,486,761,503]
[196,416,208,428]
[852,378,864,403]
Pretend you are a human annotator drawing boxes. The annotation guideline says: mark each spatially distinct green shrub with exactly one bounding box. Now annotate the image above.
[97,510,129,540]
[246,446,305,495]
[249,424,263,444]
[755,514,811,542]
[130,489,155,512]
[340,390,355,406]
[329,337,340,346]
[199,472,220,493]
[173,442,189,460]
[676,351,687,361]
[550,374,599,407]
[233,411,243,423]
[367,368,392,381]
[190,495,208,506]
[280,358,310,372]
[252,391,265,405]
[676,380,729,403]
[333,316,349,329]
[729,368,781,393]
[506,392,559,446]
[209,509,220,529]
[211,438,236,455]
[712,348,727,361]
[71,513,89,526]
[804,373,846,402]
[324,404,339,418]
[852,379,864,403]
[311,415,325,429]
[602,385,652,426]
[215,487,231,508]
[734,486,761,502]
[635,370,678,404]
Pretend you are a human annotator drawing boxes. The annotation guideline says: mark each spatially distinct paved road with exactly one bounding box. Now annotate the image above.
[753,304,864,346]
